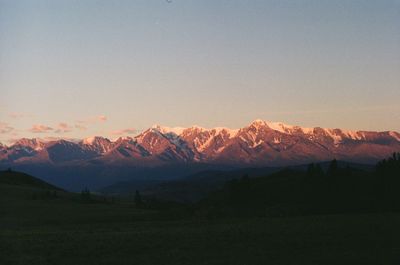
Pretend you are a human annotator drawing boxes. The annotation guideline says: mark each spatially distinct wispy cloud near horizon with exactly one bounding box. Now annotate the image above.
[8,112,34,119]
[111,128,138,135]
[74,124,87,131]
[54,123,73,133]
[29,124,53,133]
[0,122,14,134]
[76,115,108,126]
[98,115,107,122]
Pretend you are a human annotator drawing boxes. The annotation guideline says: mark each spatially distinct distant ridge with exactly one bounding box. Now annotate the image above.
[1,119,399,167]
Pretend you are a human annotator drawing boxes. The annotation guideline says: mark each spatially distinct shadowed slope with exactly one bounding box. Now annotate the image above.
[0,170,63,190]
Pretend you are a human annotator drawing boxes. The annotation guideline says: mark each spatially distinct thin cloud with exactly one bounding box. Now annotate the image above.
[5,138,21,145]
[98,115,107,122]
[76,119,87,124]
[6,136,80,144]
[8,112,33,119]
[29,124,53,133]
[111,128,138,135]
[75,115,108,126]
[0,122,14,134]
[40,136,81,143]
[75,124,87,131]
[55,122,72,133]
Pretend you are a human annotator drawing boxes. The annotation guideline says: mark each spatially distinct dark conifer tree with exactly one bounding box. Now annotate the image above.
[327,159,338,177]
[307,163,315,178]
[314,164,324,178]
[134,190,143,207]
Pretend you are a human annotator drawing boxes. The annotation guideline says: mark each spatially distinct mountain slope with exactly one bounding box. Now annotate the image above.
[1,120,399,167]
[0,169,62,190]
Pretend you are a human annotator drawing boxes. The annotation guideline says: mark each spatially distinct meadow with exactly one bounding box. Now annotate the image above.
[0,177,398,265]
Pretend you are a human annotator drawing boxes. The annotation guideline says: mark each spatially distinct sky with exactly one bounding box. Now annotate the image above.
[1,0,399,143]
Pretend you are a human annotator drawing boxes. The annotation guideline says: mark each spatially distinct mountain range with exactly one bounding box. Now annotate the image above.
[1,119,399,191]
[1,119,400,167]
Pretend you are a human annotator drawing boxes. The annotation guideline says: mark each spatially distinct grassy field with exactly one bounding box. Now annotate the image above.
[1,181,398,265]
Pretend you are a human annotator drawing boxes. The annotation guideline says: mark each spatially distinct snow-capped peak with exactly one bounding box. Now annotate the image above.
[250,119,268,127]
[187,125,206,132]
[82,136,104,145]
[249,119,297,133]
[265,121,291,133]
[114,136,135,143]
[389,131,400,141]
[2,119,400,167]
[14,138,45,151]
[212,127,239,138]
[81,136,113,153]
[151,125,186,136]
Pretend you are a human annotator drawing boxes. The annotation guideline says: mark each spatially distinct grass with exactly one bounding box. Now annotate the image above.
[1,169,399,265]
[1,182,398,265]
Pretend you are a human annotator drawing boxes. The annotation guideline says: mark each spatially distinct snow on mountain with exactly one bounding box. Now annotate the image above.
[178,126,238,161]
[13,138,46,151]
[135,128,194,161]
[103,136,150,160]
[81,136,114,153]
[82,136,98,145]
[389,131,400,142]
[1,119,399,166]
[151,125,186,136]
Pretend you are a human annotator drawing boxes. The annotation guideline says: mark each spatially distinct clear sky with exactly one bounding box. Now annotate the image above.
[1,0,399,143]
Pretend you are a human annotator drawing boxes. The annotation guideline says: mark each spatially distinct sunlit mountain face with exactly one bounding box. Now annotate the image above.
[1,119,399,167]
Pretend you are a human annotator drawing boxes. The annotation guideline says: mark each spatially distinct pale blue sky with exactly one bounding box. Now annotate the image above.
[1,0,399,143]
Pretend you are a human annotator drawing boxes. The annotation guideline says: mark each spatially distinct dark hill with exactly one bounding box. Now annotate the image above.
[195,162,385,217]
[101,161,372,203]
[100,166,280,202]
[0,169,63,190]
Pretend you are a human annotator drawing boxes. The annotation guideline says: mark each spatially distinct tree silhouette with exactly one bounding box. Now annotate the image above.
[134,190,143,207]
[314,164,324,178]
[307,163,315,178]
[327,159,338,177]
[81,187,91,201]
[307,163,324,180]
[376,152,400,209]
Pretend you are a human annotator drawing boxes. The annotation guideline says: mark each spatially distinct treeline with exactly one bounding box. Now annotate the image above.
[376,153,400,210]
[197,153,400,217]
